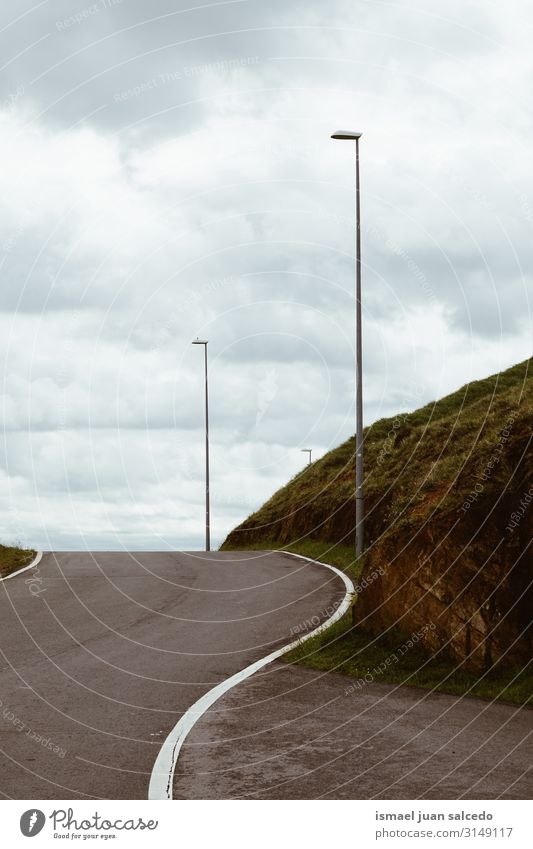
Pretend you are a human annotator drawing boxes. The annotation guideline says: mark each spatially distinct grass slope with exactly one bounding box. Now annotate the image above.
[222,358,533,704]
[223,357,532,549]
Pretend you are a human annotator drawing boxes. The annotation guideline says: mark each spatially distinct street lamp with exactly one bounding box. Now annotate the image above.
[301,448,312,465]
[331,129,364,560]
[192,338,210,551]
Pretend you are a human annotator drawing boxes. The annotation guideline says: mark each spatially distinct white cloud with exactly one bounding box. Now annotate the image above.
[0,0,531,549]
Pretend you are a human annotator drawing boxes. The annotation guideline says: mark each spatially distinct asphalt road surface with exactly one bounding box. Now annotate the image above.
[1,551,531,800]
[0,550,344,799]
[174,661,533,799]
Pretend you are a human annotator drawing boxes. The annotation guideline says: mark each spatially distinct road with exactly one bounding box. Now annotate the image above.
[173,661,533,799]
[0,550,345,799]
[1,550,531,800]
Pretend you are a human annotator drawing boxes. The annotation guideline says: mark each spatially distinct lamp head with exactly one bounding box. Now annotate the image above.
[331,130,362,140]
[192,338,208,345]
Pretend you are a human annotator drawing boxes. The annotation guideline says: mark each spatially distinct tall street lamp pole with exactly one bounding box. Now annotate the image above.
[192,338,210,551]
[331,130,364,560]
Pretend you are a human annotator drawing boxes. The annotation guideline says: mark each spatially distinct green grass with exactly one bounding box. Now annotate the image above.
[222,357,532,550]
[285,613,533,706]
[0,544,36,579]
[226,537,363,582]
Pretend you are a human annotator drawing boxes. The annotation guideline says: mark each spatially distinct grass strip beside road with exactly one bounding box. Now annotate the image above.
[285,608,533,707]
[224,538,362,582]
[0,544,37,579]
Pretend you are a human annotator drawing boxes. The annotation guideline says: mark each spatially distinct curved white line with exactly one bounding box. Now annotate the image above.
[148,551,355,799]
[0,550,43,582]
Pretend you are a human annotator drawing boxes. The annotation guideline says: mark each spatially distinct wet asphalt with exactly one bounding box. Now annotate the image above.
[173,660,533,800]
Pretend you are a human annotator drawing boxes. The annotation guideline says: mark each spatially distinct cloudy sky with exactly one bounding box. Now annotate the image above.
[0,0,531,551]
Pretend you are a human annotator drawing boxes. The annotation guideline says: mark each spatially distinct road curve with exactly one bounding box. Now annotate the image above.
[0,550,346,799]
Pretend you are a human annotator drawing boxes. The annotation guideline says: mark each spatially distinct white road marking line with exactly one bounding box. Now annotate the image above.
[0,551,43,582]
[148,551,355,800]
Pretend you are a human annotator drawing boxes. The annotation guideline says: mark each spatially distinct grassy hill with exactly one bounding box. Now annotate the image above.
[223,357,531,556]
[222,357,533,704]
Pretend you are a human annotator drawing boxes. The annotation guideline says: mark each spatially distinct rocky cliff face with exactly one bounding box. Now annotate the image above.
[354,406,533,671]
[355,440,533,672]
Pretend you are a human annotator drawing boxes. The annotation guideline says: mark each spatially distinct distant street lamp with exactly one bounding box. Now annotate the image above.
[192,338,210,551]
[331,129,364,560]
[301,448,312,466]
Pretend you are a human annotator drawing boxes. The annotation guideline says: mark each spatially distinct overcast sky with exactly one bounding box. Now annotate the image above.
[0,0,531,551]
